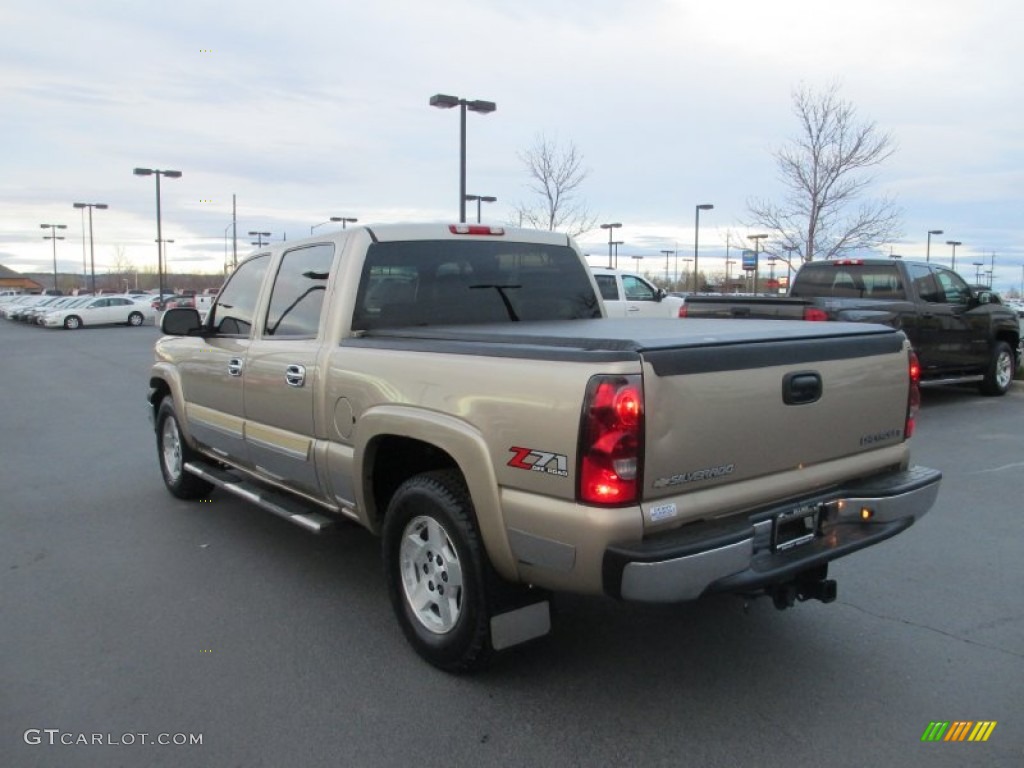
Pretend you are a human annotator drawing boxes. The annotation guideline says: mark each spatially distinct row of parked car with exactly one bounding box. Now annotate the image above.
[0,293,157,329]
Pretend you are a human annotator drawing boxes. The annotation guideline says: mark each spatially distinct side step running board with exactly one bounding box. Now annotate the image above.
[184,461,336,534]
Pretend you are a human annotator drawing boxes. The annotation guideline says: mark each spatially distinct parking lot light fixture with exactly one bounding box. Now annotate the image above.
[430,93,497,223]
[926,229,943,262]
[946,240,962,272]
[311,216,359,235]
[248,231,272,248]
[694,204,714,294]
[600,222,622,268]
[660,249,674,283]
[41,223,67,291]
[134,167,182,304]
[464,195,497,223]
[72,203,108,295]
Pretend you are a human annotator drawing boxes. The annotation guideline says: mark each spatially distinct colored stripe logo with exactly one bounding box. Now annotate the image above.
[921,721,997,742]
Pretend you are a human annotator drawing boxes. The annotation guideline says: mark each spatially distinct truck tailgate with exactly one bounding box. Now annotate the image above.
[639,320,910,516]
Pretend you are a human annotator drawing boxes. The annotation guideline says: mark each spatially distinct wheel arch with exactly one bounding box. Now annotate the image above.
[355,405,518,581]
[994,327,1021,368]
[148,367,199,447]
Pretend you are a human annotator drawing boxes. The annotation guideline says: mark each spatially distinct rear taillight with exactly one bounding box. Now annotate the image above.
[905,349,921,439]
[578,374,644,506]
[677,305,688,318]
[803,306,828,321]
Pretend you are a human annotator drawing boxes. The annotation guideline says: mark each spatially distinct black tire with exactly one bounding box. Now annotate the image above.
[156,397,214,499]
[980,341,1014,396]
[382,470,496,673]
[128,311,144,327]
[64,315,81,330]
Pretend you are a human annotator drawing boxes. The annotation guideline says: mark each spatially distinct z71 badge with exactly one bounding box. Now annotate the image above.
[507,447,569,477]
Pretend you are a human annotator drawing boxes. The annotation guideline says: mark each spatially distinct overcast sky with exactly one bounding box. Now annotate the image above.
[2,0,1022,291]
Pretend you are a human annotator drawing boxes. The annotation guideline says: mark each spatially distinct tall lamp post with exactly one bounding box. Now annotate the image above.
[134,167,182,303]
[660,249,674,284]
[694,204,713,294]
[926,229,943,263]
[749,234,769,294]
[972,261,984,284]
[600,222,622,268]
[72,202,108,295]
[946,240,962,272]
[429,93,497,223]
[612,241,624,269]
[41,223,67,292]
[464,195,497,223]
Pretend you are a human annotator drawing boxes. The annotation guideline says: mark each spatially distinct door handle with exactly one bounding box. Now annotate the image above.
[285,364,306,387]
[228,358,243,376]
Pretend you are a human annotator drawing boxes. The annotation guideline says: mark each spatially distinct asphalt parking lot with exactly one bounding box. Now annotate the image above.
[1,320,1021,768]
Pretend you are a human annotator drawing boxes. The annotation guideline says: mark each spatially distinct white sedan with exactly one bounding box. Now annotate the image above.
[42,296,154,329]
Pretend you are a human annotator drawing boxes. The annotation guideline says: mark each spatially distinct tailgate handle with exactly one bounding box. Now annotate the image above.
[783,371,822,405]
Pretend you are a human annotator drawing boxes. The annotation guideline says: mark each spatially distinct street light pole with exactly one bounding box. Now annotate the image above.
[600,222,622,268]
[682,258,693,291]
[430,93,497,223]
[612,241,623,269]
[72,202,108,295]
[134,168,181,303]
[464,195,497,223]
[40,223,67,292]
[694,204,713,294]
[946,240,962,272]
[660,249,674,284]
[926,229,943,263]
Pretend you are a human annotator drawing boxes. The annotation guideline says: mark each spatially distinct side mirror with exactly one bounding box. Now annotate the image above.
[161,307,203,335]
[656,288,666,302]
[974,290,993,306]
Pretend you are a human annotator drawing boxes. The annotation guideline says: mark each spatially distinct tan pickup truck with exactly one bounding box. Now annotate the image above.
[149,223,941,672]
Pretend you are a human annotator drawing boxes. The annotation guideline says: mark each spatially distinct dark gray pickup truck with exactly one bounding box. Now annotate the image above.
[682,258,1021,395]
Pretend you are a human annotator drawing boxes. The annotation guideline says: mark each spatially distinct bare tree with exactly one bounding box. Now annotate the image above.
[748,82,902,261]
[513,134,598,237]
[107,245,135,291]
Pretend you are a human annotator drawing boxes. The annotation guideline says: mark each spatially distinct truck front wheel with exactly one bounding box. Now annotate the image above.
[980,341,1015,396]
[382,470,495,673]
[156,397,214,499]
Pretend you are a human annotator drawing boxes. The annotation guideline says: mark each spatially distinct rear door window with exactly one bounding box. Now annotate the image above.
[263,244,336,337]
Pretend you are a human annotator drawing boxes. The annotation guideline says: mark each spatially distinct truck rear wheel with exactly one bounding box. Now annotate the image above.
[980,341,1014,396]
[156,397,214,499]
[382,470,495,673]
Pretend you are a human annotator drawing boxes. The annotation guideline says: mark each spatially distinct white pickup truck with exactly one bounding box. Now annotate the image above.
[590,267,685,318]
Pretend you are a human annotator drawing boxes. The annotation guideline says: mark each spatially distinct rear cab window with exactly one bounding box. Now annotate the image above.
[792,263,904,299]
[352,240,601,330]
